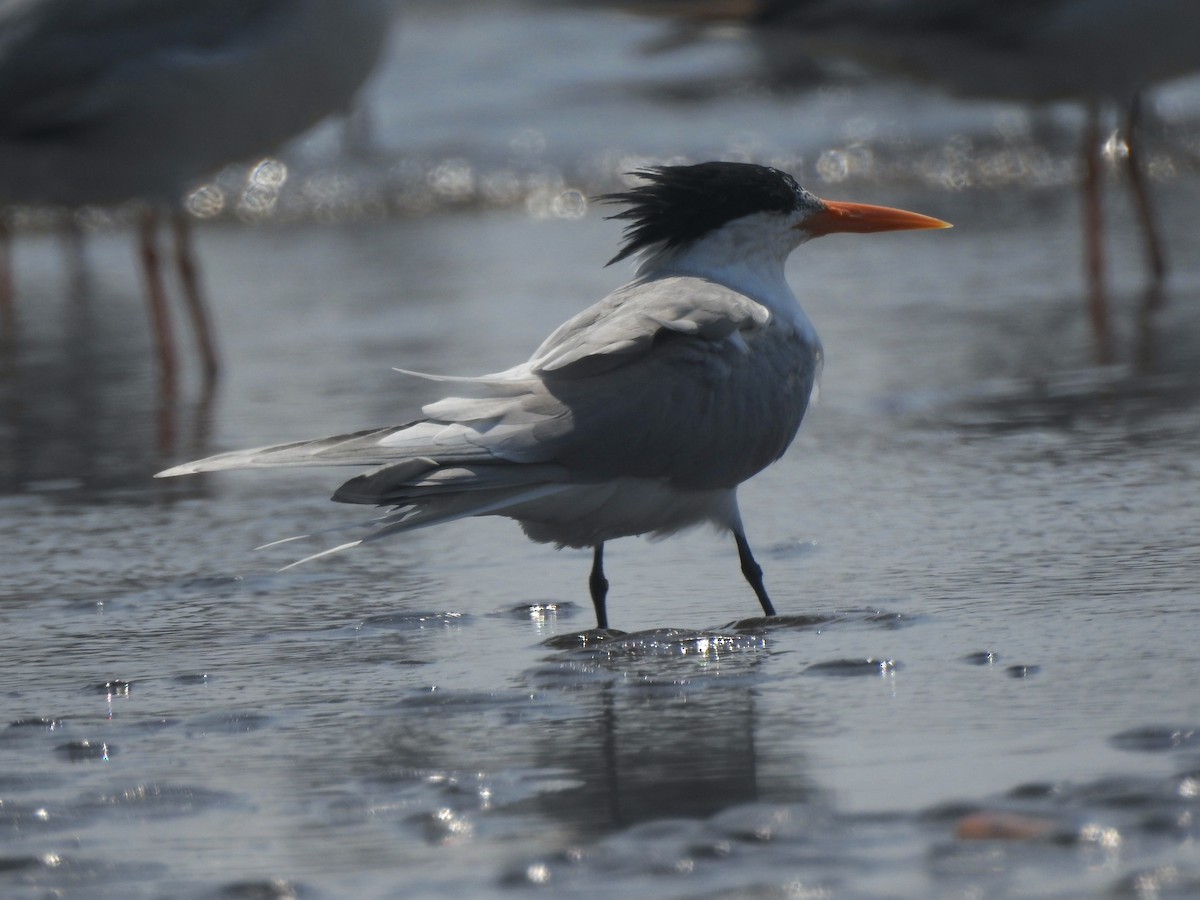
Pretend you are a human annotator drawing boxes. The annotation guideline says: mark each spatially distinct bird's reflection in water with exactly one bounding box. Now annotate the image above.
[0,259,216,496]
[1133,284,1166,375]
[526,680,794,834]
[371,633,818,844]
[913,288,1200,454]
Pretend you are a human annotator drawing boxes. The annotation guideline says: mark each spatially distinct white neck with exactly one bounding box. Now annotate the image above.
[632,211,812,320]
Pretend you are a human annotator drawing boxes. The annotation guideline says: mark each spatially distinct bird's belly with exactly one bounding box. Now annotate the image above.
[505,478,739,548]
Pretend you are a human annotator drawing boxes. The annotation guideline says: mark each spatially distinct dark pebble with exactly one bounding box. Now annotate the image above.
[1006,782,1060,800]
[963,650,998,665]
[805,658,899,677]
[1110,725,1199,753]
[55,740,114,762]
[1006,665,1040,678]
[9,717,66,730]
[173,673,213,685]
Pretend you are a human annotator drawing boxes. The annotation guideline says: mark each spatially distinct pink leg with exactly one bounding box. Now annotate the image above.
[1124,92,1167,293]
[171,212,219,384]
[1082,103,1112,363]
[138,208,179,392]
[0,217,14,332]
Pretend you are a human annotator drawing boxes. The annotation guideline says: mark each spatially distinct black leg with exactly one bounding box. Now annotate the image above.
[589,543,609,629]
[734,528,776,617]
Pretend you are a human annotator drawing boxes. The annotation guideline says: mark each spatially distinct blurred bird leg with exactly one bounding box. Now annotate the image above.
[1124,91,1168,287]
[60,214,88,301]
[138,208,179,393]
[1082,102,1112,363]
[171,212,219,384]
[0,218,12,331]
[1134,283,1163,374]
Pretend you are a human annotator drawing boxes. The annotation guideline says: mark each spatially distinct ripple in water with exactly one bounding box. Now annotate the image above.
[559,628,767,661]
[185,712,271,736]
[80,783,240,820]
[357,610,469,631]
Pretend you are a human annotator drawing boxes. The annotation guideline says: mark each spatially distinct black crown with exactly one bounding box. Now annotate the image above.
[599,162,806,265]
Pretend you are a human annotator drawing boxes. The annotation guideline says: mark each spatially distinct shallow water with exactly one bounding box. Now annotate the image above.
[4,3,1200,898]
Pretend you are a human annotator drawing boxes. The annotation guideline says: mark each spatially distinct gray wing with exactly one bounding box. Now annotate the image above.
[529,276,771,377]
[160,275,818,499]
[523,277,817,489]
[430,275,817,490]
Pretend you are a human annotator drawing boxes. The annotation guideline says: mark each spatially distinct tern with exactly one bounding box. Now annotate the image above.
[158,162,949,628]
[0,0,393,385]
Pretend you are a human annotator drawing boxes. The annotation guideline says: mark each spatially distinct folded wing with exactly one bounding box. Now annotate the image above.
[158,276,811,519]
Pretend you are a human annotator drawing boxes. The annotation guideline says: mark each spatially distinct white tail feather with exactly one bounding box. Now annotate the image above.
[278,540,365,571]
[266,483,571,571]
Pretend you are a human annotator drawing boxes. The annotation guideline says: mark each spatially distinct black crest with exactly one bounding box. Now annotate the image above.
[599,162,806,265]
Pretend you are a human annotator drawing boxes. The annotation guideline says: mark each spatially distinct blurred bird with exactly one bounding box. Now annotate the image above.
[157,162,950,628]
[771,1,1197,287]
[630,0,1200,351]
[0,0,394,385]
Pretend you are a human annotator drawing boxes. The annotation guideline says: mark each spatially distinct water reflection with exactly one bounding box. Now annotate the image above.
[369,632,816,844]
[0,266,216,495]
[902,279,1200,451]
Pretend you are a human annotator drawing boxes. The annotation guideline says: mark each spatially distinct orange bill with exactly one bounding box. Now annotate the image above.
[803,200,952,236]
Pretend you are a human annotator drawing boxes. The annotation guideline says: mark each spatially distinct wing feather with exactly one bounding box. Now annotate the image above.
[529,276,770,377]
[159,274,816,503]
